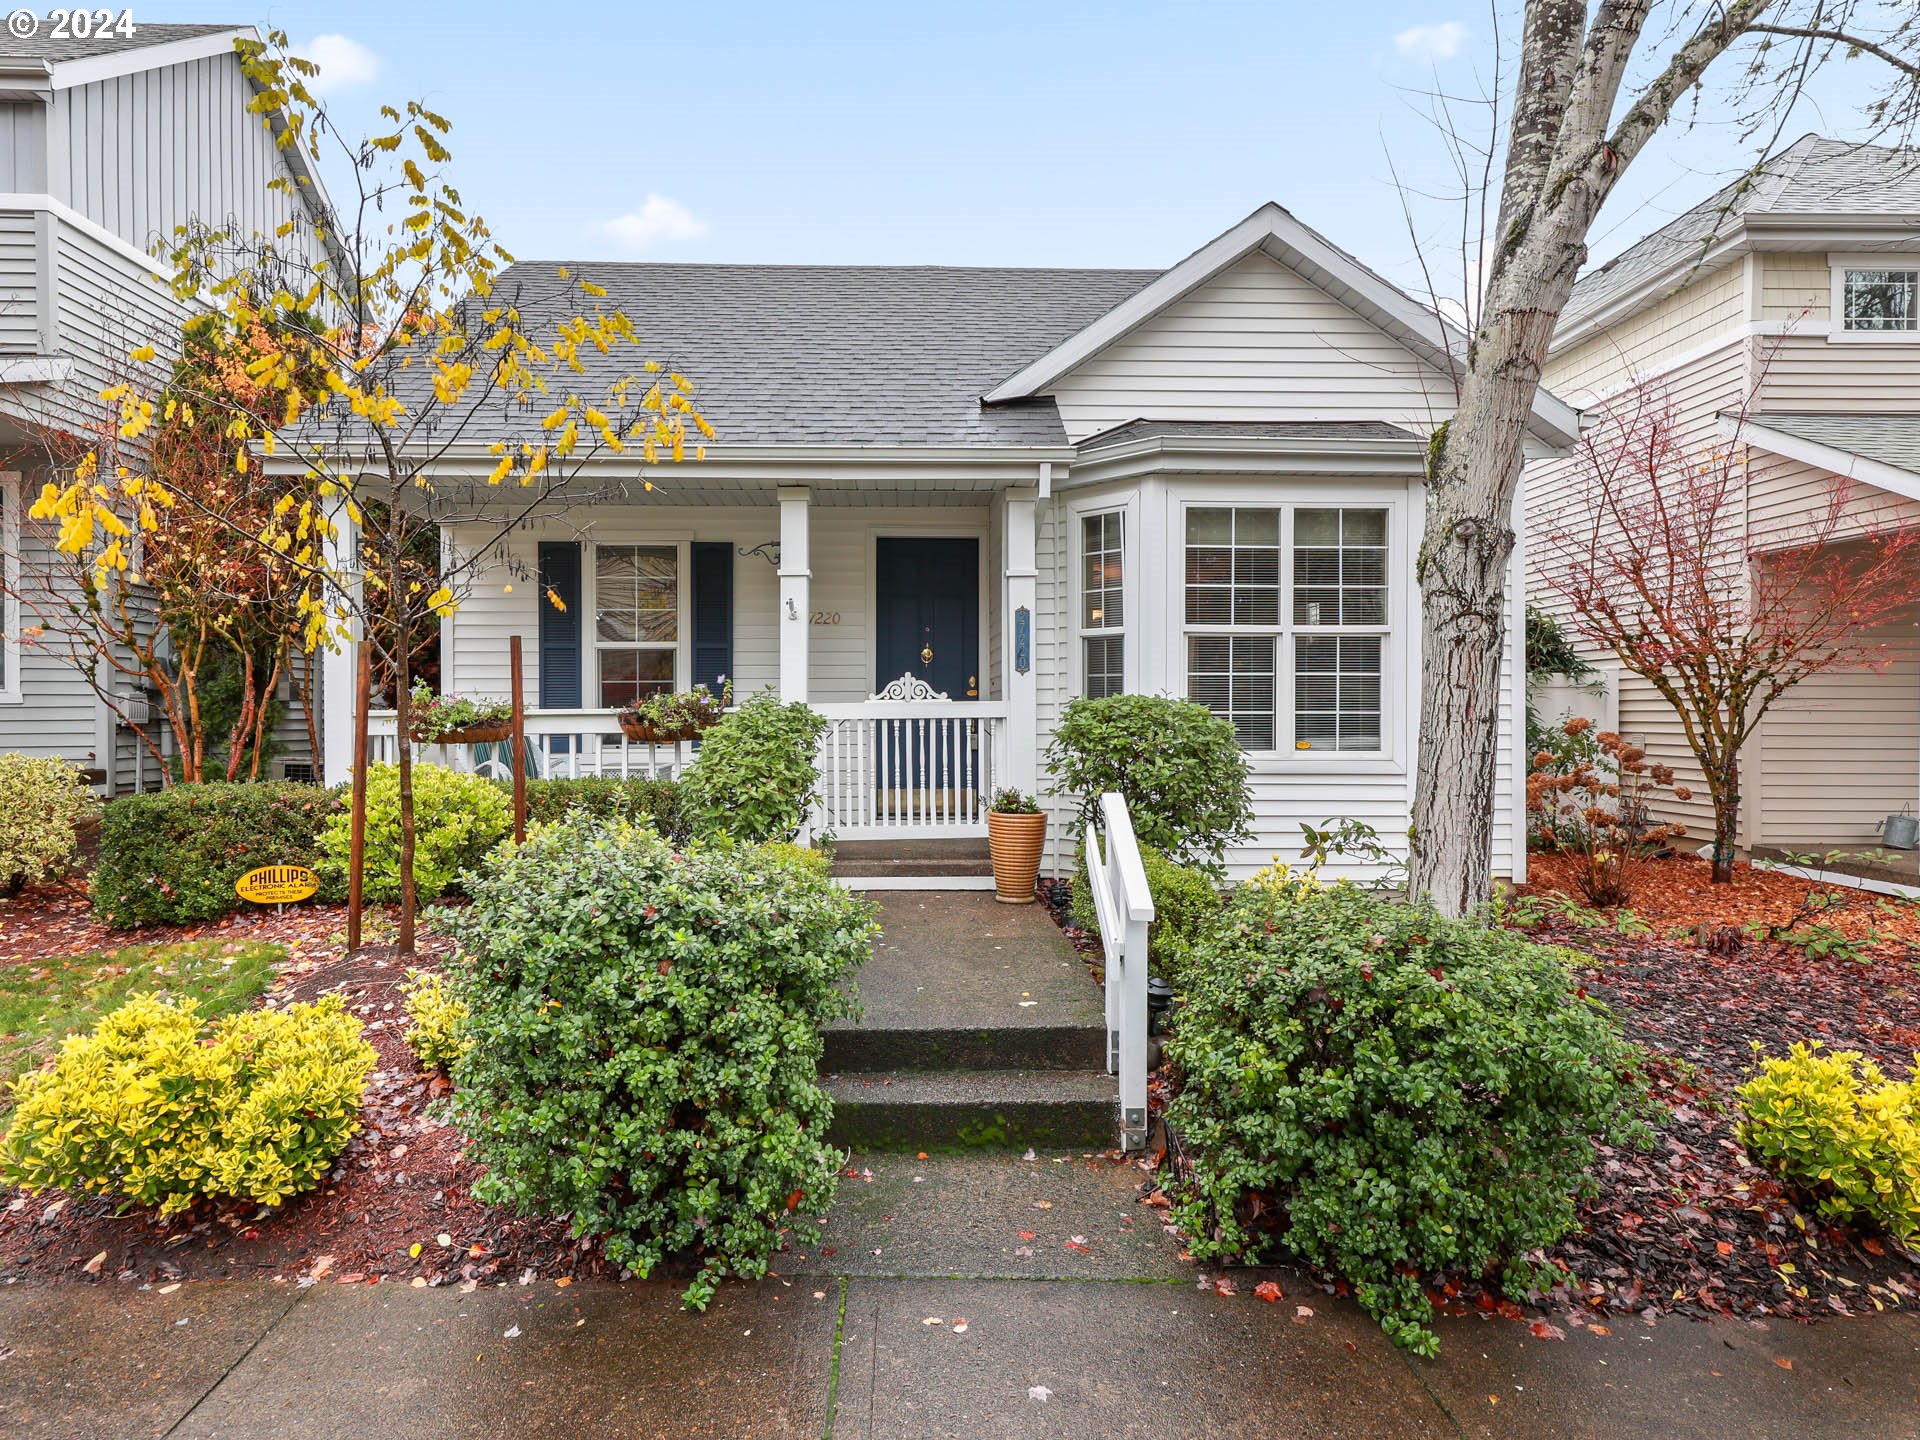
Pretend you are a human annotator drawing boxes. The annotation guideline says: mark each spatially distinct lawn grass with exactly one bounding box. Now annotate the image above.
[0,939,282,1112]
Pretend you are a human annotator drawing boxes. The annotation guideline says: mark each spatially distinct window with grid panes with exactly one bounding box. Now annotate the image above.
[1080,511,1125,698]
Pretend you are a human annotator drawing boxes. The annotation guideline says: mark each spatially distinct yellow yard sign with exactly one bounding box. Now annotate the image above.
[235,865,319,905]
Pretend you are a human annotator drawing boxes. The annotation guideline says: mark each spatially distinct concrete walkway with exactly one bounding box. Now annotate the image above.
[5,1151,1919,1439]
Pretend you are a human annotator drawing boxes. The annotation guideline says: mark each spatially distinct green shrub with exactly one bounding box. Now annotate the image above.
[753,840,832,879]
[1166,881,1648,1355]
[1739,1043,1920,1244]
[1044,695,1252,874]
[317,762,511,903]
[2,992,375,1214]
[399,968,470,1072]
[93,782,336,928]
[0,754,96,893]
[1071,845,1223,987]
[441,818,874,1307]
[679,691,826,844]
[517,775,686,839]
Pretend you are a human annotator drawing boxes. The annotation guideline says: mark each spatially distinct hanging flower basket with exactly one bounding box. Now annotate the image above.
[406,687,516,746]
[417,721,513,746]
[617,716,707,744]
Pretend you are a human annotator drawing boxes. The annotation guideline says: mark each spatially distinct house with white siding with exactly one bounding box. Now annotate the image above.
[1526,135,1920,860]
[0,24,330,788]
[343,204,1579,882]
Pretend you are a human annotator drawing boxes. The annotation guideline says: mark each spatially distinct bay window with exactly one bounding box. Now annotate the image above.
[1080,510,1126,698]
[594,543,679,707]
[1184,504,1388,753]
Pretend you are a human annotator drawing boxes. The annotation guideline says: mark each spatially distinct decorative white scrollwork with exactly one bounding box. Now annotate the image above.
[871,671,948,702]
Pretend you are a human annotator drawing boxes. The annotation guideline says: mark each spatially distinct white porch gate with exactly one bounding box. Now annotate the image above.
[813,673,1007,840]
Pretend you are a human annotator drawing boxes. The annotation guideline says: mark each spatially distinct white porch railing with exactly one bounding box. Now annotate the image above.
[812,674,1007,839]
[1086,791,1154,1151]
[366,710,700,781]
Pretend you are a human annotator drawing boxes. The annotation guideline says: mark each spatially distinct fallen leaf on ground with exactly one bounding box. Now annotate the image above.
[1253,1281,1284,1303]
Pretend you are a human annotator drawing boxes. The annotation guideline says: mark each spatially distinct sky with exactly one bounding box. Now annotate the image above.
[139,2,1903,299]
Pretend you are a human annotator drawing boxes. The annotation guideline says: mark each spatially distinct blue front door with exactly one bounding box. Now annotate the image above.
[875,538,979,700]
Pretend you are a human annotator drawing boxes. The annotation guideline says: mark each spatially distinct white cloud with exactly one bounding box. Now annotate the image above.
[589,196,710,254]
[1394,21,1467,62]
[303,34,380,94]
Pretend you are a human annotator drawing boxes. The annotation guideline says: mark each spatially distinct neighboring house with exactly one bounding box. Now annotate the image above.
[1526,135,1920,856]
[339,204,1579,883]
[0,24,330,788]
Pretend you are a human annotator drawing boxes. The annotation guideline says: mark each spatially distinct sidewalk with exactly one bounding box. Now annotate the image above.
[3,1152,1918,1439]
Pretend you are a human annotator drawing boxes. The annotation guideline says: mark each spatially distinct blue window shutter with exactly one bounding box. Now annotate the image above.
[536,541,582,709]
[691,542,733,694]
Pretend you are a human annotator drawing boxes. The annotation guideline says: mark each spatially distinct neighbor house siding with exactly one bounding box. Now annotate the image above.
[47,55,312,257]
[1760,253,1830,321]
[0,209,42,353]
[1756,332,1920,414]
[1046,253,1458,443]
[0,101,47,191]
[1549,261,1747,403]
[1753,604,1920,849]
[1747,448,1920,549]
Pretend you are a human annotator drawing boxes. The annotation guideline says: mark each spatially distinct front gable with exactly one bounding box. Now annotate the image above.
[1042,251,1460,443]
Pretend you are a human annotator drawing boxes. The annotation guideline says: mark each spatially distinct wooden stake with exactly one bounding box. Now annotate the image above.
[347,641,371,952]
[510,633,527,844]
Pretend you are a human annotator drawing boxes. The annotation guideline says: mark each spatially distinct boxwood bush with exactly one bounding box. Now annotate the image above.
[2,992,375,1214]
[517,775,686,839]
[1070,844,1223,989]
[1044,695,1252,874]
[317,762,511,903]
[1166,879,1649,1355]
[679,692,826,843]
[92,782,337,927]
[441,818,875,1306]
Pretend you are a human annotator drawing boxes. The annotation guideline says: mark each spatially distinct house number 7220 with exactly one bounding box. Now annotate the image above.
[810,611,841,625]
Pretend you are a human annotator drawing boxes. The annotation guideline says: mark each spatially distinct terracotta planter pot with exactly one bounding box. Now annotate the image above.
[987,810,1046,904]
[618,716,707,744]
[413,721,512,746]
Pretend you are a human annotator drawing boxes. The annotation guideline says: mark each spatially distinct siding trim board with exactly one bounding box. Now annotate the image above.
[1,469,19,703]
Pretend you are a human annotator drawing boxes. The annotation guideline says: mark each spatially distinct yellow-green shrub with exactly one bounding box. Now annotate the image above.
[0,754,96,893]
[753,840,831,879]
[1,993,376,1214]
[1739,1043,1920,1243]
[400,968,469,1071]
[316,762,511,903]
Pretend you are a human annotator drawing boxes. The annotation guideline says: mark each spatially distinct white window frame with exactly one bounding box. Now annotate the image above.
[586,538,691,710]
[1,471,20,705]
[1074,504,1131,700]
[1173,492,1403,766]
[1829,254,1920,343]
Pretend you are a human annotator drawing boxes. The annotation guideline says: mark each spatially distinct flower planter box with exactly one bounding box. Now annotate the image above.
[412,722,513,746]
[617,717,707,744]
[986,810,1046,904]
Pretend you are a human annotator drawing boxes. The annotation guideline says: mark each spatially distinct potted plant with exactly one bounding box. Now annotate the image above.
[617,678,732,743]
[986,787,1046,905]
[408,686,515,745]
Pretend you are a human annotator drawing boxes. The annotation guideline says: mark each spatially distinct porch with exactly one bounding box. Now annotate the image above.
[340,483,1046,850]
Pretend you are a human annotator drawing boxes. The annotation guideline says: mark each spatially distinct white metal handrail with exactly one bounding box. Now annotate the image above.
[1086,790,1154,1151]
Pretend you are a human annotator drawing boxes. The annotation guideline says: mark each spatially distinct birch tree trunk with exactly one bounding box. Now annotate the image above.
[1408,0,1786,914]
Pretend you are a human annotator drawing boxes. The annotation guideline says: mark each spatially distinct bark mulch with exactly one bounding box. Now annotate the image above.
[1520,850,1920,961]
[0,896,619,1291]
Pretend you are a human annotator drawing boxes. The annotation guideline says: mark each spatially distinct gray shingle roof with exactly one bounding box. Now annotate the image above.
[1747,412,1920,479]
[488,261,1159,446]
[0,22,237,63]
[1564,136,1920,335]
[1078,418,1419,449]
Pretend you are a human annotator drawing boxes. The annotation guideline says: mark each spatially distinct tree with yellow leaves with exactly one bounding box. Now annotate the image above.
[29,31,710,953]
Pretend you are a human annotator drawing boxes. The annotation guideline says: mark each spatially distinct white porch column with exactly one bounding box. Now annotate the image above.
[319,497,360,786]
[778,487,811,702]
[1002,486,1039,796]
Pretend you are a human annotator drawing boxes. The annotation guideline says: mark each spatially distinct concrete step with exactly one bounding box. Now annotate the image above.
[823,1021,1105,1074]
[831,840,994,879]
[824,1069,1118,1152]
